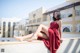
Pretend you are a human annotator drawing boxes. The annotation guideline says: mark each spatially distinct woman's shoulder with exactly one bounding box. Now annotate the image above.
[57,20,62,26]
[58,20,62,23]
[50,20,62,24]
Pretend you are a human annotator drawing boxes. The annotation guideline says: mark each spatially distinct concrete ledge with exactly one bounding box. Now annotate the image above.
[0,38,80,53]
[0,40,49,53]
[0,40,43,45]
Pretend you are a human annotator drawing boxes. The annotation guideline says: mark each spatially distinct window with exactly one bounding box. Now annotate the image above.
[43,17,47,21]
[49,13,53,21]
[61,13,73,18]
[68,14,73,17]
[63,27,70,32]
[0,26,1,30]
[61,14,65,18]
[75,6,80,16]
[33,19,36,23]
[75,10,80,16]
[78,25,80,32]
[7,40,10,41]
[60,8,73,18]
[0,27,1,34]
[37,18,41,22]
[29,20,32,23]
[2,40,5,42]
[76,24,80,32]
[29,31,32,34]
[33,14,36,18]
[29,20,31,23]
[13,22,16,37]
[3,22,6,37]
[8,22,11,37]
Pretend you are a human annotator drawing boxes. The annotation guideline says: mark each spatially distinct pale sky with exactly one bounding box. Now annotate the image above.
[0,0,66,19]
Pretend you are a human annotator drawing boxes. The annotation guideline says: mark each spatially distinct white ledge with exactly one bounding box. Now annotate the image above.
[0,39,80,53]
[0,40,43,45]
[0,40,49,53]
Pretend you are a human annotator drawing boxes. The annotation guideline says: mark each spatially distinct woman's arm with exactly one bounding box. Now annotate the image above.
[58,20,63,43]
[58,20,62,38]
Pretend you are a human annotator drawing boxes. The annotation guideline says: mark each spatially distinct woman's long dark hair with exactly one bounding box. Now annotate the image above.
[52,11,61,21]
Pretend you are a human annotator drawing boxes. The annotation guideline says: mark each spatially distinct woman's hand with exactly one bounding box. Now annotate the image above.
[60,40,63,43]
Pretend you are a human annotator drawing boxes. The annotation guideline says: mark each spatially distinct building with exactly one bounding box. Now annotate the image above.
[0,19,1,36]
[44,0,80,36]
[27,7,47,33]
[0,18,21,42]
[27,0,80,36]
[16,19,29,36]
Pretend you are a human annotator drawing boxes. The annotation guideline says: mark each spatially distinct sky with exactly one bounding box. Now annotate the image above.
[0,0,66,19]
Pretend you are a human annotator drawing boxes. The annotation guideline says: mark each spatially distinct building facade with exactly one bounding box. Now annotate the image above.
[45,0,80,35]
[27,7,47,33]
[0,18,21,42]
[27,0,80,36]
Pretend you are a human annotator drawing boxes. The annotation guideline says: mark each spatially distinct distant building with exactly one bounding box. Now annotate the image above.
[27,7,47,33]
[16,19,29,35]
[0,18,21,42]
[45,0,80,34]
[27,0,80,35]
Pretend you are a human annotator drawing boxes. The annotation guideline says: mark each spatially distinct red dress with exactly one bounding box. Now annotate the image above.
[38,21,61,53]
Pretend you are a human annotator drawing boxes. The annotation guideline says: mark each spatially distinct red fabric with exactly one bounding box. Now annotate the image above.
[38,22,61,53]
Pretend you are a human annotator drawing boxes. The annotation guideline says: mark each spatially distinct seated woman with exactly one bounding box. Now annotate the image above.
[14,11,62,53]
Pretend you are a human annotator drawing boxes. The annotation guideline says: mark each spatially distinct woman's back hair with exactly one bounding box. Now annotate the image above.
[52,10,61,21]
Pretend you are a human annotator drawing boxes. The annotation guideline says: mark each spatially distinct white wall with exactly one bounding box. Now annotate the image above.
[0,41,49,53]
[0,37,80,53]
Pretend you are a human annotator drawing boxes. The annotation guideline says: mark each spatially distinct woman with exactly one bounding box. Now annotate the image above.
[14,11,62,53]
